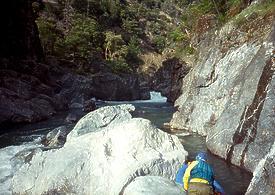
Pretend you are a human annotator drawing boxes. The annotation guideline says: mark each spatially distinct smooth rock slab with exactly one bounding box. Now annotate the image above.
[12,105,187,195]
[123,176,186,195]
[245,143,275,195]
[67,104,135,140]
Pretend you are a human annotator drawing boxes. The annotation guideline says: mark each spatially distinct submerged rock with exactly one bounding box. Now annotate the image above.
[65,113,78,123]
[11,104,187,195]
[123,176,186,195]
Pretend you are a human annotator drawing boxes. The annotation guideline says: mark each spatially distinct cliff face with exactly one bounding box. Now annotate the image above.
[0,0,44,61]
[169,3,274,191]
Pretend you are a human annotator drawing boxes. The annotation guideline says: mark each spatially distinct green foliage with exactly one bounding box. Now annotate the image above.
[168,27,189,42]
[152,35,166,53]
[57,14,103,64]
[184,45,196,55]
[232,0,275,26]
[122,18,143,37]
[126,36,141,65]
[180,0,215,30]
[227,0,242,7]
[139,0,162,9]
[107,60,133,74]
[104,31,128,60]
[36,18,61,55]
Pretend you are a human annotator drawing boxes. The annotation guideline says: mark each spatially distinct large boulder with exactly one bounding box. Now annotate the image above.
[123,176,186,195]
[169,4,274,176]
[11,104,187,194]
[0,88,56,124]
[0,142,42,195]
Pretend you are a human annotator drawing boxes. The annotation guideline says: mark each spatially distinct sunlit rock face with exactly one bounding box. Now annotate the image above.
[12,105,187,194]
[245,142,275,195]
[169,4,274,193]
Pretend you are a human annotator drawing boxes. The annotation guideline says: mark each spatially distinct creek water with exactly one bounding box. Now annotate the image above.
[0,92,252,194]
[106,92,252,195]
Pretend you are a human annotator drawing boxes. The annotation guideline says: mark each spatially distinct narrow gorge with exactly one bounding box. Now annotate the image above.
[0,0,274,194]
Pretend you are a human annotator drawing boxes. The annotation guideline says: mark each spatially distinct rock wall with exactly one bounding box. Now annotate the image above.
[138,53,190,103]
[169,4,274,193]
[0,0,44,61]
[151,57,190,102]
[0,64,149,126]
[245,142,275,195]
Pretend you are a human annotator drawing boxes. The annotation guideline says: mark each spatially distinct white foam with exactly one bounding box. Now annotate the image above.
[103,91,167,104]
[0,142,42,194]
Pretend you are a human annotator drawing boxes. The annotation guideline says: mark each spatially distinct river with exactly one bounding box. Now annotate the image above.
[0,92,252,194]
[105,92,252,195]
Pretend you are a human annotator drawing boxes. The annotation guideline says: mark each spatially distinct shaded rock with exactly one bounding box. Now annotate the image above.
[83,99,96,113]
[11,105,187,195]
[123,176,186,195]
[0,0,44,60]
[65,113,78,124]
[0,88,55,124]
[91,72,143,101]
[59,72,146,105]
[138,57,190,103]
[69,102,83,109]
[52,94,68,111]
[153,57,190,103]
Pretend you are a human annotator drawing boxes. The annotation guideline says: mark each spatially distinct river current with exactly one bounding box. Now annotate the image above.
[0,92,252,194]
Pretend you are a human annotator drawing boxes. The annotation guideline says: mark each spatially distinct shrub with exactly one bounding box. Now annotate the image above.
[36,17,61,55]
[152,35,166,53]
[57,14,103,64]
[107,60,133,73]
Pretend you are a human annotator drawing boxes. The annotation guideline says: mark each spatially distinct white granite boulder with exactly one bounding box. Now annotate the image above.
[123,176,186,195]
[12,104,187,195]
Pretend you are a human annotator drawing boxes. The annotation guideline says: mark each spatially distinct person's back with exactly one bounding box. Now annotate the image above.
[183,152,215,195]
